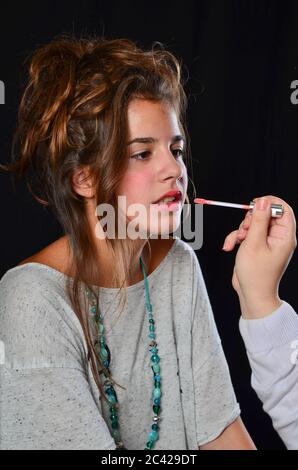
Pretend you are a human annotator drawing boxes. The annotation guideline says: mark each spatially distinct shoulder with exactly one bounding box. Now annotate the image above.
[151,236,197,260]
[0,260,67,304]
[154,237,204,296]
[169,238,210,312]
[147,237,197,280]
[169,237,202,275]
[16,236,71,274]
[0,263,86,370]
[0,262,66,327]
[172,237,198,258]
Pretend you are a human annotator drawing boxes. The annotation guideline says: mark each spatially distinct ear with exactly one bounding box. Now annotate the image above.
[72,166,96,198]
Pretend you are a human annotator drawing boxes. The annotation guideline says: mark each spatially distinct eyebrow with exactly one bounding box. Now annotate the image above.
[126,135,185,146]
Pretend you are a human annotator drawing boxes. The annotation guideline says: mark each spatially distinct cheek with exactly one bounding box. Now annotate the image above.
[118,170,153,202]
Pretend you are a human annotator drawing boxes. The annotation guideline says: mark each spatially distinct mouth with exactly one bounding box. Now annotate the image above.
[152,191,183,212]
[152,191,183,205]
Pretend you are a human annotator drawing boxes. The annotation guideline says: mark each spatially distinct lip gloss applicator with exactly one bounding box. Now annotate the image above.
[194,198,284,218]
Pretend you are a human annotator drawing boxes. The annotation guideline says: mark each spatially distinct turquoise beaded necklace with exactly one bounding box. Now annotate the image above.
[86,255,162,450]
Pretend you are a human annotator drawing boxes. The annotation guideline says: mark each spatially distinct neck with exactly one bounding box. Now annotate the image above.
[95,237,151,288]
[65,200,152,288]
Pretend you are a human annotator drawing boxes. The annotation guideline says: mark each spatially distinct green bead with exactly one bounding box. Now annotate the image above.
[149,325,155,332]
[149,430,158,441]
[149,333,156,339]
[112,429,120,440]
[152,424,159,431]
[110,414,118,421]
[151,354,160,363]
[91,306,97,314]
[149,319,155,324]
[153,405,161,414]
[100,347,108,359]
[146,441,154,449]
[99,323,105,334]
[153,388,161,399]
[107,395,117,404]
[152,364,160,373]
[154,381,160,388]
[111,421,119,429]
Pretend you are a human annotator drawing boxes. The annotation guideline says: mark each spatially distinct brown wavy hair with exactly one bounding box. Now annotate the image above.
[0,34,192,402]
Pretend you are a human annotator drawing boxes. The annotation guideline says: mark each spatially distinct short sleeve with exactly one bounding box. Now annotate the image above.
[190,253,241,447]
[0,366,116,450]
[0,267,116,450]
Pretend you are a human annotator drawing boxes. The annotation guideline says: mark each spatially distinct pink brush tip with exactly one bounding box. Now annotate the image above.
[194,198,206,204]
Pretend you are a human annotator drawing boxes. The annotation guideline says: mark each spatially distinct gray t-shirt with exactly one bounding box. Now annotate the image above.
[0,237,240,450]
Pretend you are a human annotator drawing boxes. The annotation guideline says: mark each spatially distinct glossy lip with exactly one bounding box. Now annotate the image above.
[155,200,182,212]
[153,190,182,204]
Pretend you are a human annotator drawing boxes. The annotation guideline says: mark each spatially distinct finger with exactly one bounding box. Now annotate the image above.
[245,197,272,249]
[242,212,277,231]
[268,224,289,240]
[222,230,242,251]
[240,220,278,242]
[246,195,296,249]
[223,193,290,251]
[237,210,254,231]
[253,195,295,228]
[243,208,278,226]
[240,215,251,230]
[237,227,248,239]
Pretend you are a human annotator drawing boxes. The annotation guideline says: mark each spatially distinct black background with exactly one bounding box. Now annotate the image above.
[1,0,298,450]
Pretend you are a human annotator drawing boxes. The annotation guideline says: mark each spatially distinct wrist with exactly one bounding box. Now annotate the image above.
[238,294,283,320]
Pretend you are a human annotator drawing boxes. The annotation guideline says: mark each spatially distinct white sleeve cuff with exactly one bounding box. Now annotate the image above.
[239,301,298,354]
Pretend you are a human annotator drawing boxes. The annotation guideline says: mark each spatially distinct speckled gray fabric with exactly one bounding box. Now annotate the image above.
[0,237,240,450]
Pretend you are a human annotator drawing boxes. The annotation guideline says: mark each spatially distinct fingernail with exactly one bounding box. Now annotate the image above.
[256,197,269,211]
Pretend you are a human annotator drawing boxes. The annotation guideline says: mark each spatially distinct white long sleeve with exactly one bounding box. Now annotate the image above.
[239,301,298,449]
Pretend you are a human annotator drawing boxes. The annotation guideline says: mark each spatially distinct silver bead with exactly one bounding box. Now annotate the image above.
[153,416,161,422]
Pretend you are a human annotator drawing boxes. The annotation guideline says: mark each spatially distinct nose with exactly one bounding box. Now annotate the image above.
[159,148,184,181]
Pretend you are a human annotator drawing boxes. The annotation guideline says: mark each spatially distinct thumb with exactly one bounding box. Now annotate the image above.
[245,197,272,249]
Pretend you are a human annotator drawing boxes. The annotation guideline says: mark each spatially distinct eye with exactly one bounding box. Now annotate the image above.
[131,149,185,161]
[131,151,150,161]
[172,148,185,159]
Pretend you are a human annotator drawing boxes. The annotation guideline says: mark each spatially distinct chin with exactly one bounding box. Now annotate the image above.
[148,216,181,238]
[125,208,182,239]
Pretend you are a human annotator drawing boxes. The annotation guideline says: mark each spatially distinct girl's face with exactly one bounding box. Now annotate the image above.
[117,98,188,237]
